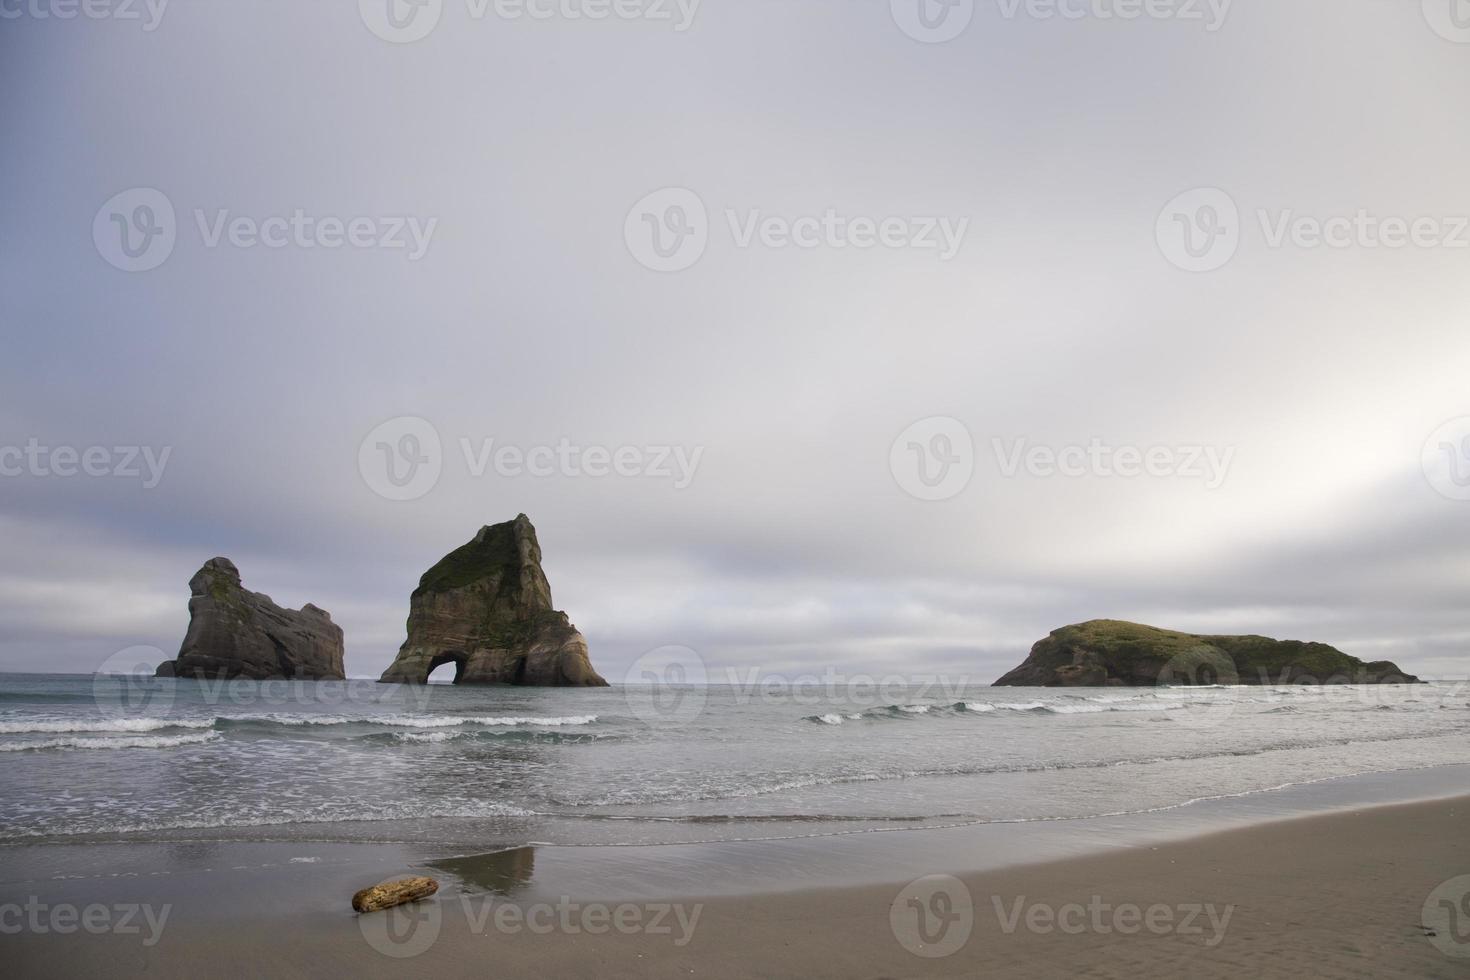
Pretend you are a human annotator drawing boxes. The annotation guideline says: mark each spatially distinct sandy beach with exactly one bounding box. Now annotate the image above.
[6,792,1468,979]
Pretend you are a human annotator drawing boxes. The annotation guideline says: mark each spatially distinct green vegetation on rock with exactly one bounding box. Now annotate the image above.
[416,514,547,600]
[993,619,1419,687]
[379,516,607,687]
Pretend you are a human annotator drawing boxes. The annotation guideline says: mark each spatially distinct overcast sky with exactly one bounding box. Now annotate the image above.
[3,1,1469,683]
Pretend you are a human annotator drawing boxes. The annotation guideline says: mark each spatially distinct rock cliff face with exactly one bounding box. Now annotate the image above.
[378,515,608,686]
[155,558,345,680]
[993,619,1419,687]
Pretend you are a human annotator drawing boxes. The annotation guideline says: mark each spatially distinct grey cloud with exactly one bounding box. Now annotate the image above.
[1,3,1468,682]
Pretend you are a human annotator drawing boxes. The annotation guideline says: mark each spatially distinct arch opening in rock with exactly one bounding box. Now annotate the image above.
[426,651,467,685]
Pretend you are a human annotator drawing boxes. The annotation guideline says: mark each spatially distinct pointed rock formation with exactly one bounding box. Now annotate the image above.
[993,619,1420,687]
[155,558,345,680]
[378,515,608,686]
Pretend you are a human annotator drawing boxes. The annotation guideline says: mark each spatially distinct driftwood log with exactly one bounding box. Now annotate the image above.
[351,876,439,913]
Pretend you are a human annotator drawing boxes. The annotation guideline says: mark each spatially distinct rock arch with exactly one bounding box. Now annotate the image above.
[378,516,608,687]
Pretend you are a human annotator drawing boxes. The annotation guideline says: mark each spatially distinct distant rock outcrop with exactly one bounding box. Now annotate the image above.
[993,619,1419,687]
[155,558,345,680]
[377,515,608,687]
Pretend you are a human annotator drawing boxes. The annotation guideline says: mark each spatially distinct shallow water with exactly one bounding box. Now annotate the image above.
[1,673,1466,850]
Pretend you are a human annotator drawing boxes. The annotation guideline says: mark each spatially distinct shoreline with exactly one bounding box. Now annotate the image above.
[10,761,1469,893]
[4,767,1470,976]
[5,795,1467,978]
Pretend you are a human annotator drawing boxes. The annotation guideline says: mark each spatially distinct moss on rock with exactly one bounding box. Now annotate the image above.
[993,619,1419,687]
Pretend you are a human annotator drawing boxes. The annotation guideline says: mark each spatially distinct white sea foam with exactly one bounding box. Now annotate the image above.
[0,713,601,734]
[4,672,1461,844]
[0,799,539,837]
[221,713,599,729]
[0,717,212,734]
[0,731,219,752]
[1047,702,1187,714]
[819,699,1199,721]
[392,731,465,744]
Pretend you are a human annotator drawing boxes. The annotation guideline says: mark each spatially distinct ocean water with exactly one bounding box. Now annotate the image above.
[1,673,1467,850]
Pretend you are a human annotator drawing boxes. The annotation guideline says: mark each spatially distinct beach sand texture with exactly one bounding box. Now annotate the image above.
[5,795,1467,979]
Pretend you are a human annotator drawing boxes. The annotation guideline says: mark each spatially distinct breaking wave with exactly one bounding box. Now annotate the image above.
[0,717,213,734]
[0,714,600,736]
[361,729,613,746]
[0,731,220,752]
[215,713,599,729]
[804,699,1187,724]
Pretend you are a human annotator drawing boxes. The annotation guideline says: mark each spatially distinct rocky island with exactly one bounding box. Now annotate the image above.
[993,619,1419,687]
[378,515,608,686]
[155,557,345,680]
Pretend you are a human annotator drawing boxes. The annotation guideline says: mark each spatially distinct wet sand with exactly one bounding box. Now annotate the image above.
[4,793,1468,978]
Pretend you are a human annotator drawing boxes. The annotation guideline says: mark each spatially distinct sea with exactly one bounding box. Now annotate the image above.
[2,672,1468,852]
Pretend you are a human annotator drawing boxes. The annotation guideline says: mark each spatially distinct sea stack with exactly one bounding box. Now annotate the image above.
[992,620,1419,687]
[156,558,346,680]
[378,515,608,686]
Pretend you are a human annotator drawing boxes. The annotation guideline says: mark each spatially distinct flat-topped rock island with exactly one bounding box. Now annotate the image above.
[993,619,1420,687]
